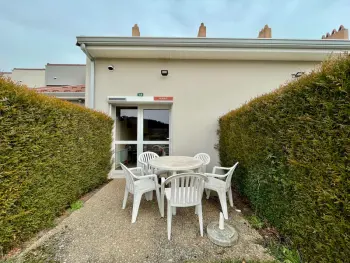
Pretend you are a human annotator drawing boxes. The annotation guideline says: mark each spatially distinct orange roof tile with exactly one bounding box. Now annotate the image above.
[35,85,85,93]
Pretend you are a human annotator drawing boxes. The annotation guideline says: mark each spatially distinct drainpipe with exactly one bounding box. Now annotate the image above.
[80,43,95,109]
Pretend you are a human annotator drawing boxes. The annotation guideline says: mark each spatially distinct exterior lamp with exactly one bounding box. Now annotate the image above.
[161,70,168,76]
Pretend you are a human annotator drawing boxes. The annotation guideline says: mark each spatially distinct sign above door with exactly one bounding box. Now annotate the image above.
[154,96,173,101]
[107,96,173,104]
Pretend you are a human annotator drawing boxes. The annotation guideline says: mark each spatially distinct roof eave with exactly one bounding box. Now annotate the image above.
[76,36,350,50]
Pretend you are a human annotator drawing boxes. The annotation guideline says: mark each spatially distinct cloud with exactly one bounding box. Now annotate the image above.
[0,0,349,70]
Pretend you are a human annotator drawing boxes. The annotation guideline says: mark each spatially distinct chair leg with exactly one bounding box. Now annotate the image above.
[145,191,153,201]
[155,185,162,217]
[131,193,142,223]
[218,191,229,220]
[205,189,211,199]
[197,203,204,237]
[161,194,165,218]
[228,187,234,207]
[122,187,128,209]
[195,205,198,215]
[172,206,176,215]
[167,202,172,240]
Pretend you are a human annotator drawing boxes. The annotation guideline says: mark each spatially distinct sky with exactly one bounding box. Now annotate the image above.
[1,0,350,71]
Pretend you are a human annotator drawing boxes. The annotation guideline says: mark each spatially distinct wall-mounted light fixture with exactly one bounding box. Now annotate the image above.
[161,70,168,76]
[292,71,305,78]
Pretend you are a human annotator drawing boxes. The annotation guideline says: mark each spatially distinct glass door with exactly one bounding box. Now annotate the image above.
[114,105,171,170]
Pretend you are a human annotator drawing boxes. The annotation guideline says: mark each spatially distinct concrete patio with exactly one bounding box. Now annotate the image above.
[21,179,273,263]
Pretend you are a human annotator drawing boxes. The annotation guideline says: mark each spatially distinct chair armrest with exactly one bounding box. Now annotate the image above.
[136,174,160,189]
[129,167,144,177]
[134,173,157,180]
[129,167,143,172]
[205,172,227,179]
[212,166,231,174]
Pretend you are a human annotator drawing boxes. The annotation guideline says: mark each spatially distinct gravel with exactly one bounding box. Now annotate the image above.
[19,179,273,263]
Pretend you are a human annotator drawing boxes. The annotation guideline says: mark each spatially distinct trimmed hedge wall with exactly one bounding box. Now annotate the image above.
[218,55,350,263]
[0,78,113,253]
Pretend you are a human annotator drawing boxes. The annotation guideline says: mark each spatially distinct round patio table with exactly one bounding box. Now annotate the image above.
[148,156,203,176]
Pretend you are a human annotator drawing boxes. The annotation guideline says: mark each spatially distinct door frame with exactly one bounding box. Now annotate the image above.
[109,103,173,178]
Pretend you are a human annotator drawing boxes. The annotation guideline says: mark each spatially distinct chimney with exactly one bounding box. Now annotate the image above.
[322,25,348,40]
[258,24,272,38]
[197,23,206,37]
[132,24,140,37]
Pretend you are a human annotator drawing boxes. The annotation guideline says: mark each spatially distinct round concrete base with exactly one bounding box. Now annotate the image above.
[207,222,239,247]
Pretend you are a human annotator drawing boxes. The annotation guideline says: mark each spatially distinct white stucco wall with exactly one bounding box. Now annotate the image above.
[11,68,45,88]
[93,58,319,170]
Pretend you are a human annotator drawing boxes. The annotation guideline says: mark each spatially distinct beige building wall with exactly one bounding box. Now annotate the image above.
[45,64,85,86]
[94,59,319,169]
[1,72,12,79]
[11,68,45,88]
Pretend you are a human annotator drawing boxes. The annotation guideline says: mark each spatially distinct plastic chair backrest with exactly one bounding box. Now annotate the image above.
[225,162,239,189]
[164,173,208,207]
[194,153,210,173]
[138,151,159,173]
[120,163,135,193]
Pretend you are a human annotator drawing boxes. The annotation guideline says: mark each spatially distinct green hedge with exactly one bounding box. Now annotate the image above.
[218,55,350,263]
[0,78,113,253]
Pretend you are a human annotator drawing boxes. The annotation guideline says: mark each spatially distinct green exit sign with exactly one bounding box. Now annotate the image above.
[137,93,144,97]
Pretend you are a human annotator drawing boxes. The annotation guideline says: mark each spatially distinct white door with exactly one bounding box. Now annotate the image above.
[114,104,171,171]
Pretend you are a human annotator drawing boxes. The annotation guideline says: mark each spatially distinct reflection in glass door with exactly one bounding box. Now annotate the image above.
[142,108,170,156]
[114,105,171,170]
[115,107,138,169]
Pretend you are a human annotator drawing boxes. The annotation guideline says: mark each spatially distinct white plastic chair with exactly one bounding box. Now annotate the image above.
[160,173,208,240]
[194,153,210,173]
[120,163,161,223]
[204,162,239,219]
[178,153,210,174]
[138,151,168,176]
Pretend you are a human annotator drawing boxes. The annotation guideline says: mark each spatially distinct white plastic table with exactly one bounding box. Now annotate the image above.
[148,156,203,176]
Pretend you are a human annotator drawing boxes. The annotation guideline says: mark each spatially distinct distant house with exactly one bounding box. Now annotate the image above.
[35,64,86,105]
[2,64,86,105]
